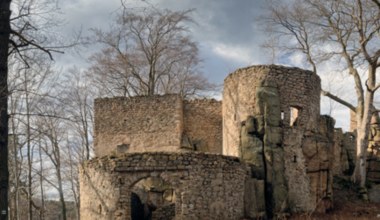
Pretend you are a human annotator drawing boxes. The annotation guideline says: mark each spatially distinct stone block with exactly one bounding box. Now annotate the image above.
[302,137,317,158]
[244,179,266,219]
[245,116,256,134]
[256,116,265,135]
[317,141,329,162]
[255,86,281,127]
[306,157,320,172]
[264,127,283,146]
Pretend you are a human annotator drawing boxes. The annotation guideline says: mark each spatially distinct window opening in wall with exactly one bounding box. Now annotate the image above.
[289,106,300,126]
[349,135,354,141]
[193,144,198,151]
[192,140,202,152]
[98,204,102,214]
[281,111,284,120]
[117,143,130,153]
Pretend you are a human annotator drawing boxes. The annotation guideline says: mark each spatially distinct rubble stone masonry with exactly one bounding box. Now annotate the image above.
[183,99,222,153]
[223,65,320,157]
[94,95,184,156]
[94,95,223,156]
[81,64,356,219]
[80,152,248,220]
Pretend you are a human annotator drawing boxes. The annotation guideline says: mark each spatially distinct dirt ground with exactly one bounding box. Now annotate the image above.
[290,178,380,220]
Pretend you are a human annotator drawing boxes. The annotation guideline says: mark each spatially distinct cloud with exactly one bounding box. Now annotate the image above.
[55,0,356,131]
[321,95,351,132]
[212,43,253,64]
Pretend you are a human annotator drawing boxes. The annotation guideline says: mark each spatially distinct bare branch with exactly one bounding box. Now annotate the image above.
[371,0,380,9]
[89,7,212,98]
[9,112,76,123]
[10,29,63,60]
[321,90,356,112]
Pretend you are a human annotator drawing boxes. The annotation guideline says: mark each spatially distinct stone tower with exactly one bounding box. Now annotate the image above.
[223,65,321,156]
[223,65,332,213]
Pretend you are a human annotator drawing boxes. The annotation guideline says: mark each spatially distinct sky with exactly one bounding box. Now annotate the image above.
[55,0,351,130]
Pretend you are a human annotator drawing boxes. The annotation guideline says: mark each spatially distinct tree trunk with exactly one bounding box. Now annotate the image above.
[353,123,368,187]
[24,69,33,220]
[53,140,67,220]
[67,142,79,220]
[10,109,19,220]
[352,90,373,198]
[38,136,45,220]
[0,1,11,220]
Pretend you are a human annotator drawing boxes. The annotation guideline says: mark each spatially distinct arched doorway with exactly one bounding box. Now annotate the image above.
[130,177,175,220]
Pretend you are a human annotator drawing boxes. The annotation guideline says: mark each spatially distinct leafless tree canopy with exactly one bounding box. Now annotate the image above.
[264,0,380,191]
[88,7,212,98]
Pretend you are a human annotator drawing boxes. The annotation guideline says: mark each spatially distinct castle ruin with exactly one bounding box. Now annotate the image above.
[80,65,367,219]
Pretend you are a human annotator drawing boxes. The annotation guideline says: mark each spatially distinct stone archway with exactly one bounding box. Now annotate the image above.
[130,176,175,220]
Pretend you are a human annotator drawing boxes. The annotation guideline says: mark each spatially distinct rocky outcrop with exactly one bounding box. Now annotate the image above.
[303,115,335,213]
[240,80,288,218]
[241,116,264,179]
[255,80,288,217]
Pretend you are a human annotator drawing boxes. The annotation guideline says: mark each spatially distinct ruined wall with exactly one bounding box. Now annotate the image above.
[280,116,335,213]
[80,152,248,220]
[367,114,380,183]
[222,65,334,214]
[86,64,339,218]
[80,163,121,220]
[332,129,344,175]
[304,116,335,212]
[94,95,183,157]
[283,128,315,212]
[347,110,380,183]
[332,129,356,176]
[183,99,223,153]
[223,65,321,157]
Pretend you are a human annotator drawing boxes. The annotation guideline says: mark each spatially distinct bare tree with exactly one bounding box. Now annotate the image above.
[371,0,380,8]
[8,51,54,219]
[36,106,68,220]
[264,0,380,196]
[0,0,12,218]
[88,7,212,98]
[62,67,94,161]
[1,0,72,217]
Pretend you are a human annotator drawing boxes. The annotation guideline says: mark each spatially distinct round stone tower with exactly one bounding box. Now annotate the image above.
[222,65,321,156]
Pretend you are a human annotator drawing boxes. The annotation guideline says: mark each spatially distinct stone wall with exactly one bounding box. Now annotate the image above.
[346,110,380,183]
[80,152,249,220]
[80,163,121,220]
[183,99,222,153]
[94,95,223,156]
[283,128,315,212]
[86,64,341,218]
[304,116,335,212]
[223,65,321,157]
[222,65,335,214]
[368,115,380,183]
[332,129,356,176]
[94,95,183,156]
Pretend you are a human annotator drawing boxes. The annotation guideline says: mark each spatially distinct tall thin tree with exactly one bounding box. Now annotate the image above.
[0,1,12,219]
